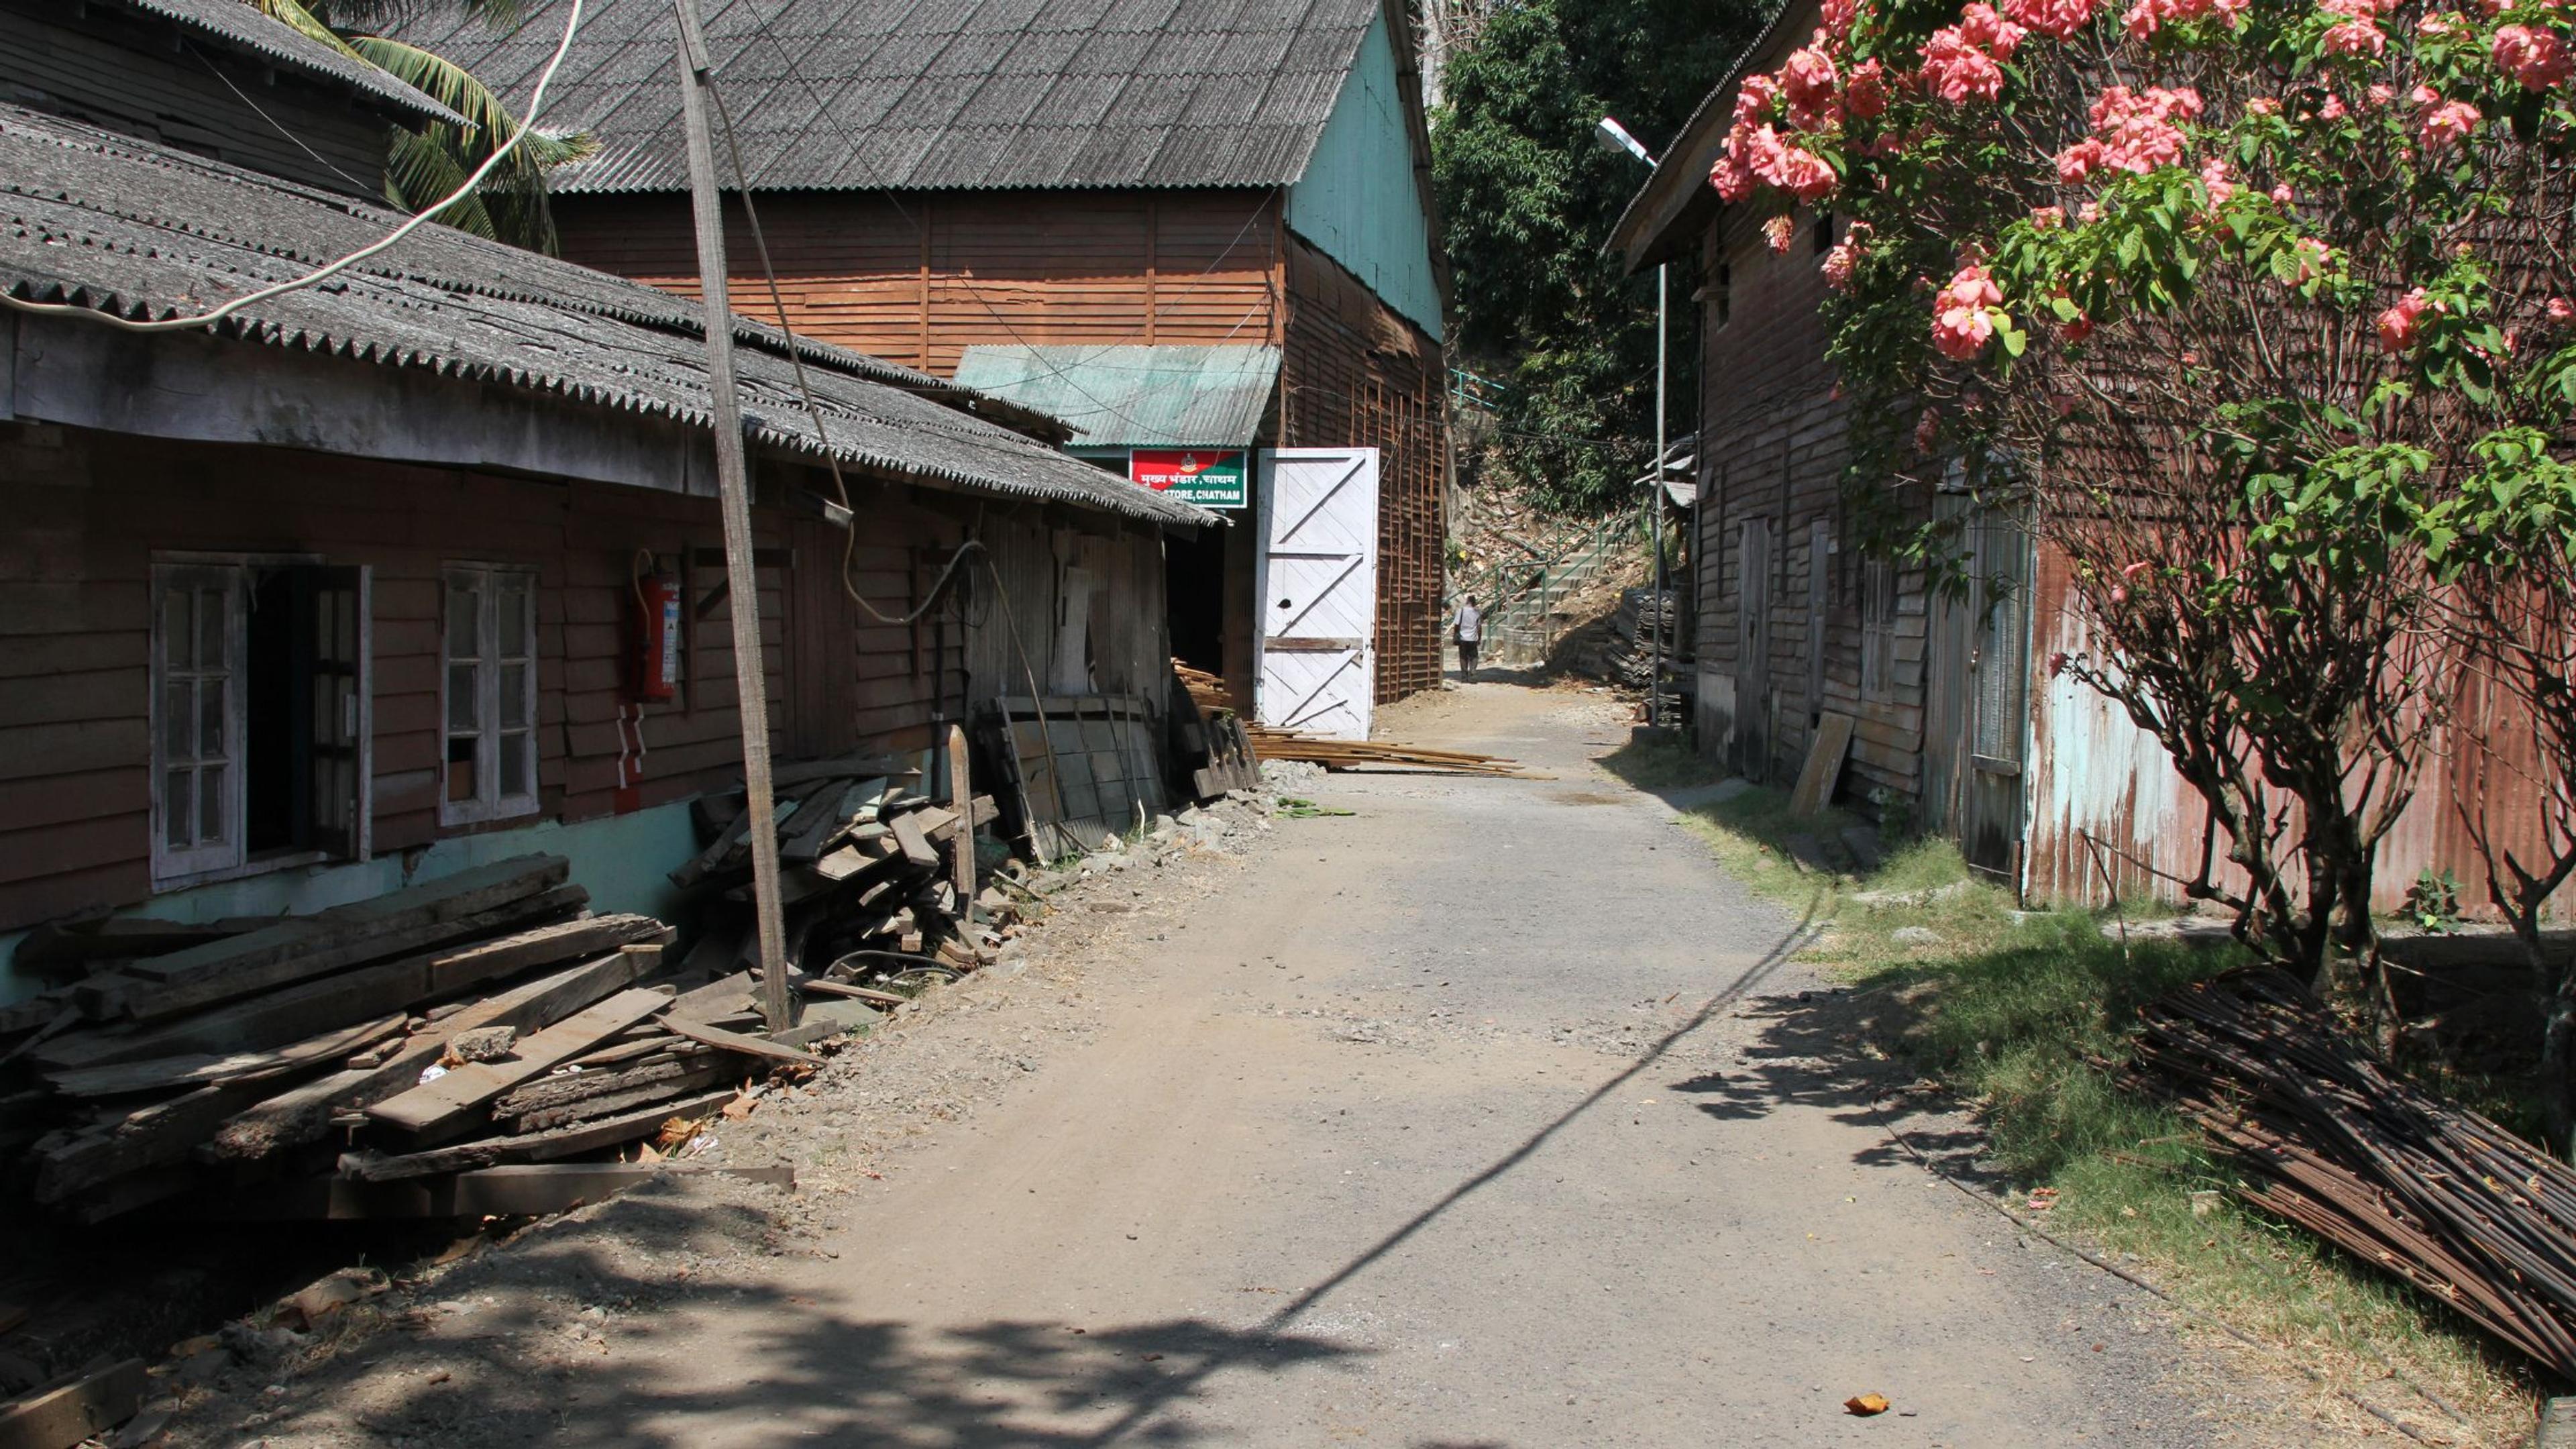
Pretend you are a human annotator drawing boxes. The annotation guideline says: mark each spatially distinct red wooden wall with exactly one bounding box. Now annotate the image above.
[0,421,1148,933]
[554,190,1287,376]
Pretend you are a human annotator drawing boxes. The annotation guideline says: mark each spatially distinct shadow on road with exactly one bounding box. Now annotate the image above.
[225,902,1831,1449]
[1661,981,2015,1192]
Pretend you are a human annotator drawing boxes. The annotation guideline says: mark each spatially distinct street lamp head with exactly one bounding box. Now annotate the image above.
[1594,116,1654,166]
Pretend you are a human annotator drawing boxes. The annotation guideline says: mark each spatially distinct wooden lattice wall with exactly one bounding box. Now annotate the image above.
[1279,233,1450,704]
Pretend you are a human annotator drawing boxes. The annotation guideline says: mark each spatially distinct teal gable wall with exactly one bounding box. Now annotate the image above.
[1285,11,1445,343]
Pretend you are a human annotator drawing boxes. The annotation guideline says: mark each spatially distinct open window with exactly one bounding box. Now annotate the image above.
[151,558,370,888]
[441,564,539,825]
[1860,557,1898,700]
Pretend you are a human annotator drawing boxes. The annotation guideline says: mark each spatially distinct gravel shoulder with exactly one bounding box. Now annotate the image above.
[154,682,2331,1448]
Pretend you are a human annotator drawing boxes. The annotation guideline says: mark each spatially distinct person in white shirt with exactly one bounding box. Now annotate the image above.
[1454,594,1483,680]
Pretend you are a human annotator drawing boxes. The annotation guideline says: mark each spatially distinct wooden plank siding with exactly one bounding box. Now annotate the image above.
[0,421,1167,932]
[553,191,1287,376]
[1693,203,1924,806]
[1279,233,1448,705]
[554,188,1447,710]
[0,0,398,200]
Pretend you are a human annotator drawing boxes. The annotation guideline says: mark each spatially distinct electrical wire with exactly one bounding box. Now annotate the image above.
[702,68,983,629]
[186,39,378,195]
[0,0,588,335]
[729,3,1275,435]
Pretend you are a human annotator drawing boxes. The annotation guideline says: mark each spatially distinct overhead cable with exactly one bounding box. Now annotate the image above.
[0,0,588,334]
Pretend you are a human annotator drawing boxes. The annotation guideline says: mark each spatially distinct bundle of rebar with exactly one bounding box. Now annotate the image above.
[2125,967,2576,1376]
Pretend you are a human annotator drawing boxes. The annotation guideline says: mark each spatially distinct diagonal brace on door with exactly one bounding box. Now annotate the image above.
[1278,651,1363,731]
[1275,457,1368,547]
[1273,553,1366,639]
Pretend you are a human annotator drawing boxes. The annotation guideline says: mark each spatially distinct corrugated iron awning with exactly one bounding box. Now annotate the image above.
[951,345,1283,449]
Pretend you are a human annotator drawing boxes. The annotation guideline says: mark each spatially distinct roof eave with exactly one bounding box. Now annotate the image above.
[1606,0,1819,275]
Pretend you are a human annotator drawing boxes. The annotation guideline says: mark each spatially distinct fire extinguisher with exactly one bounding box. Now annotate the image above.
[627,555,682,703]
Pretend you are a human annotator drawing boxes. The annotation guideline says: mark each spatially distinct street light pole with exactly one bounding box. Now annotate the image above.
[1597,115,1670,729]
[1652,260,1668,730]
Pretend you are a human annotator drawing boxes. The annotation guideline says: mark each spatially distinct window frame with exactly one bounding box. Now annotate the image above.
[149,552,371,890]
[439,562,542,826]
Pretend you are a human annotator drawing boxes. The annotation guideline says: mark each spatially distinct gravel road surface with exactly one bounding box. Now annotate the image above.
[167,683,2316,1448]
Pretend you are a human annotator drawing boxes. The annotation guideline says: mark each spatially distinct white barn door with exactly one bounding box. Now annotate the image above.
[1255,447,1380,740]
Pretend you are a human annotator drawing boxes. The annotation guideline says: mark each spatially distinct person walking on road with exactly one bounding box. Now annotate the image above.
[1453,594,1483,682]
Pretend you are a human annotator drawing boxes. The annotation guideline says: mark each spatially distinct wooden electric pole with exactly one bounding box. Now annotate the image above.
[672,0,792,1032]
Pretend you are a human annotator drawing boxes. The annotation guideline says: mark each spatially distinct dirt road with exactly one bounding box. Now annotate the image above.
[182,684,2287,1448]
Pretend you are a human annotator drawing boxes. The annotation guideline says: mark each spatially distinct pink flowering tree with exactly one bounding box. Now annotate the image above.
[1709,0,2576,1023]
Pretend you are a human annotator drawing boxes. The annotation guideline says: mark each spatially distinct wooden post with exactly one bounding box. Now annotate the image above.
[672,0,791,1033]
[946,722,975,905]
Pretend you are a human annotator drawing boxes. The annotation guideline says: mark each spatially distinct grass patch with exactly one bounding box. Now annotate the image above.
[1598,740,2540,1441]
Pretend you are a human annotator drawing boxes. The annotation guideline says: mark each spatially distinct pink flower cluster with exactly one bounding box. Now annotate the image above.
[2004,0,2103,40]
[2122,0,2247,40]
[2495,24,2575,89]
[2290,236,2330,284]
[1782,44,1843,127]
[1932,264,2005,360]
[1712,123,1839,203]
[2318,0,2387,57]
[2055,85,2203,181]
[1921,3,2026,105]
[1817,221,1872,289]
[2198,156,2236,201]
[2411,85,2482,148]
[1845,58,1891,117]
[2378,287,2432,352]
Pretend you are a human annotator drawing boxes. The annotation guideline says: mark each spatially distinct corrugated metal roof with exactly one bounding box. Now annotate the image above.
[119,0,466,125]
[951,344,1279,447]
[0,104,1210,528]
[392,0,1378,193]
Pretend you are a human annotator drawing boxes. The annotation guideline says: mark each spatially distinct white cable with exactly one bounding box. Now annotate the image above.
[0,0,588,334]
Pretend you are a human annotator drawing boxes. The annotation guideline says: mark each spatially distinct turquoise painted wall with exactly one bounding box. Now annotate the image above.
[0,800,700,1006]
[1286,11,1446,343]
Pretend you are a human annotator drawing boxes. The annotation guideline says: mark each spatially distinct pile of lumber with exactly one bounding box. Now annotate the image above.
[0,855,828,1222]
[1176,661,1230,715]
[1246,727,1538,778]
[2125,967,2576,1377]
[1171,660,1257,799]
[669,749,1015,990]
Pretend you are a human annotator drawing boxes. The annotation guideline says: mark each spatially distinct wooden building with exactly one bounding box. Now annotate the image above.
[0,0,1209,997]
[408,0,1454,736]
[1607,0,2545,911]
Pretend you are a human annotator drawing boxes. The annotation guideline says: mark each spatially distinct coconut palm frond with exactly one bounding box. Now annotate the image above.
[248,0,368,58]
[344,32,592,254]
[385,127,502,241]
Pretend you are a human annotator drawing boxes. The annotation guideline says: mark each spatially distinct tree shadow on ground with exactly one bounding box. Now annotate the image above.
[175,1191,1365,1448]
[1661,979,2017,1193]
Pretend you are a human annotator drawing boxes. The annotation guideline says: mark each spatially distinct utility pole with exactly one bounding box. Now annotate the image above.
[1596,115,1672,729]
[1651,261,1668,730]
[673,0,792,1032]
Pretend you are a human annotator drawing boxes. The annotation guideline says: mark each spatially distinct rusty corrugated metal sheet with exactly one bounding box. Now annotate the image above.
[2024,543,2561,917]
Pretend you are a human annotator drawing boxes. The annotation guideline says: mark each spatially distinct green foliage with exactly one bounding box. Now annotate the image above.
[249,0,591,254]
[2405,868,2465,932]
[1430,0,1764,513]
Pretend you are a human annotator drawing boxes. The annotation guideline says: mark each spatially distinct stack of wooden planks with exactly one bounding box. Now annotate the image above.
[0,855,828,1223]
[670,747,1015,991]
[1170,660,1258,800]
[1245,727,1539,778]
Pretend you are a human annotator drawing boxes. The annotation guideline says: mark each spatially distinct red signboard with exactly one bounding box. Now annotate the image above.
[1128,449,1247,506]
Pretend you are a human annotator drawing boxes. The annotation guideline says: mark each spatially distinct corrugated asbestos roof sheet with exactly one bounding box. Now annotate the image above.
[392,0,1377,193]
[951,345,1279,447]
[0,105,1210,528]
[119,0,467,125]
